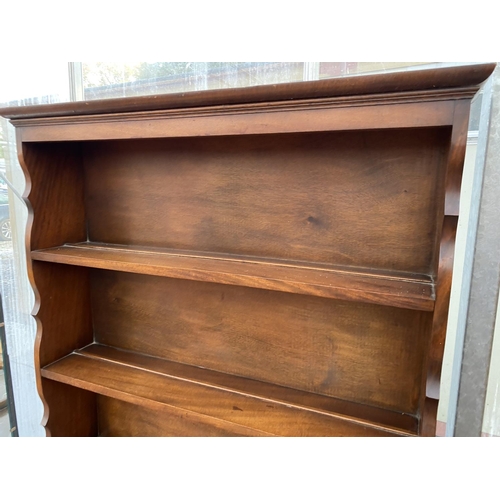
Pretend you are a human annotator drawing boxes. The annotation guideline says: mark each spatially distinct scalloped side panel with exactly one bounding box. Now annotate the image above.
[420,98,472,436]
[18,138,96,436]
[421,215,457,436]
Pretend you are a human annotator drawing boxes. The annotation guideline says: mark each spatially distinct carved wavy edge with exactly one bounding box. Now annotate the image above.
[9,68,491,437]
[421,215,457,437]
[15,136,52,437]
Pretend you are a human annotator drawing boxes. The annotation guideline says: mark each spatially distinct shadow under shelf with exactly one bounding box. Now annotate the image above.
[31,242,435,311]
[41,343,419,437]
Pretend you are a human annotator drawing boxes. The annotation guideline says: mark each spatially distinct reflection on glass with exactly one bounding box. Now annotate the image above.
[82,62,436,100]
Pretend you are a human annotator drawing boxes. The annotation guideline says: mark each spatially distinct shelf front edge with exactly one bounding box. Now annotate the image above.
[41,344,417,437]
[31,244,435,311]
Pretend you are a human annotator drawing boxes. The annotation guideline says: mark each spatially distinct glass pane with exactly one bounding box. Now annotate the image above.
[82,62,441,101]
[0,61,70,437]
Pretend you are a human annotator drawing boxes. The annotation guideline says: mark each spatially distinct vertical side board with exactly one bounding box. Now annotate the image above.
[421,99,472,436]
[2,64,492,437]
[19,140,96,436]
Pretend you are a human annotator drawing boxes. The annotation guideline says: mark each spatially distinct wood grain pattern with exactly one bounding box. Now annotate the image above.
[98,396,270,437]
[87,344,418,433]
[15,100,456,142]
[31,243,435,311]
[90,270,432,414]
[41,379,97,437]
[32,262,93,368]
[421,216,457,437]
[17,140,93,436]
[3,64,493,437]
[1,63,493,119]
[445,100,472,217]
[31,262,94,436]
[84,130,449,275]
[420,98,473,436]
[20,141,86,251]
[42,345,413,437]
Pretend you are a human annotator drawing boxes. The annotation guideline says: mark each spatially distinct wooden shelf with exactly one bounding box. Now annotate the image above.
[7,66,488,436]
[32,242,435,311]
[41,344,418,437]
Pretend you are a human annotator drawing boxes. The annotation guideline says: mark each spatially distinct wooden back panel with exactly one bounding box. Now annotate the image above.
[84,128,449,274]
[97,396,256,437]
[91,269,432,414]
[3,64,493,437]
